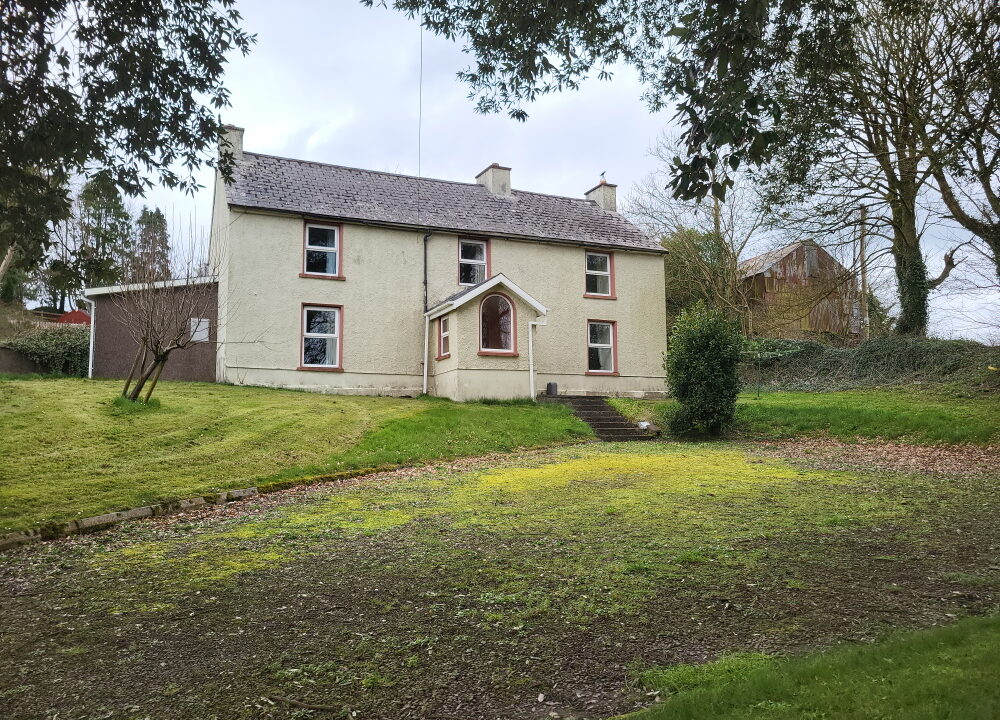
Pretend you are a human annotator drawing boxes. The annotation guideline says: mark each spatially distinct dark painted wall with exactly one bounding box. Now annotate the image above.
[92,283,218,382]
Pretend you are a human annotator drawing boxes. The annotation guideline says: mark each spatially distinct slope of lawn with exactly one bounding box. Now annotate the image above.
[626,614,1000,720]
[610,388,1000,444]
[0,378,590,532]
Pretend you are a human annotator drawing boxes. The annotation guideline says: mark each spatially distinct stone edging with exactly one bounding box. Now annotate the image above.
[0,466,390,552]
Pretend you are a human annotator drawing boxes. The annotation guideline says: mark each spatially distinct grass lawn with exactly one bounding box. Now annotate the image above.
[610,388,1000,444]
[0,378,590,532]
[3,442,998,719]
[627,615,1000,720]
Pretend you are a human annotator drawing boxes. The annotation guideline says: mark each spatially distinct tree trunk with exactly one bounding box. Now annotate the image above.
[122,345,146,397]
[889,184,929,337]
[0,245,14,285]
[128,357,161,402]
[142,359,166,403]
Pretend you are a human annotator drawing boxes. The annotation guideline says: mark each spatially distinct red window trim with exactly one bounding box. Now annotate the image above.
[583,249,616,300]
[585,318,619,376]
[301,221,345,280]
[436,315,451,360]
[298,302,344,372]
[478,292,518,357]
[458,237,492,286]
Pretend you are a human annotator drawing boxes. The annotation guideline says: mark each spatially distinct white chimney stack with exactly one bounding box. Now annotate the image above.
[221,123,244,162]
[476,163,512,197]
[585,179,617,212]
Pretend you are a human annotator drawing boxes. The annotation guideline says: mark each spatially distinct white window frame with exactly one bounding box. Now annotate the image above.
[189,317,210,343]
[438,315,451,358]
[301,305,341,368]
[480,293,515,353]
[587,320,616,374]
[459,239,488,286]
[303,224,340,277]
[585,251,613,297]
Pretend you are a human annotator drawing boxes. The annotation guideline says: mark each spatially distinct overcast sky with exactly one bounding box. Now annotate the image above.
[144,0,997,341]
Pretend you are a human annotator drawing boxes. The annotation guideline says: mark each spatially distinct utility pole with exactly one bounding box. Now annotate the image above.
[859,206,870,341]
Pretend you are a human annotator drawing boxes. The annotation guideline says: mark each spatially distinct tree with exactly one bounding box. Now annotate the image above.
[914,1,1000,282]
[369,0,858,200]
[0,0,253,284]
[34,178,134,311]
[666,301,743,436]
[627,136,769,330]
[115,247,216,403]
[134,207,171,282]
[759,0,973,336]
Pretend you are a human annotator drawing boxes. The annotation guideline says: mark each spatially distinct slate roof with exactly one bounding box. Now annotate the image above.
[225,152,662,252]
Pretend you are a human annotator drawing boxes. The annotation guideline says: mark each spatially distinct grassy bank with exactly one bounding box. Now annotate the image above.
[627,615,1000,720]
[0,378,590,532]
[611,388,1000,445]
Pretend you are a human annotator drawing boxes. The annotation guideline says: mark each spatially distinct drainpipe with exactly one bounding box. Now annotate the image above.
[528,315,547,401]
[81,296,96,379]
[421,232,433,396]
[422,314,430,395]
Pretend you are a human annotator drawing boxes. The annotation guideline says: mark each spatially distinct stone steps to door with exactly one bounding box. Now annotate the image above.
[541,395,657,442]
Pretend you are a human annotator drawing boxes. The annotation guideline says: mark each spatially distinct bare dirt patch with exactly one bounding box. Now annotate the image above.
[2,443,998,720]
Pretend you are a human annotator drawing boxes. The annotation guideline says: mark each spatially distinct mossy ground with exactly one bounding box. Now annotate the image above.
[3,442,998,719]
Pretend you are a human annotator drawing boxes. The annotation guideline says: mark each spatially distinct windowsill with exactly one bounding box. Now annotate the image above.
[435,353,451,361]
[585,370,619,376]
[583,293,617,300]
[299,273,345,281]
[478,350,519,357]
[297,365,344,372]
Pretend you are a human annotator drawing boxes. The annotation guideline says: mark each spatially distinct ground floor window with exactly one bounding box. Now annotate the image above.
[437,315,451,359]
[587,320,616,373]
[302,305,341,368]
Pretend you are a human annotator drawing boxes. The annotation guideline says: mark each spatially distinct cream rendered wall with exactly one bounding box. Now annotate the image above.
[220,210,428,394]
[215,201,667,399]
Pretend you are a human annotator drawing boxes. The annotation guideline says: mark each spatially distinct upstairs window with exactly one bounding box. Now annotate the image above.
[587,320,616,374]
[459,239,488,285]
[303,224,341,278]
[437,315,451,359]
[480,294,515,354]
[585,251,614,297]
[301,305,341,368]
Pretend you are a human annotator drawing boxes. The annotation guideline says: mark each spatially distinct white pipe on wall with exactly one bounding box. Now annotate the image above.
[421,314,430,395]
[528,315,547,401]
[81,296,96,379]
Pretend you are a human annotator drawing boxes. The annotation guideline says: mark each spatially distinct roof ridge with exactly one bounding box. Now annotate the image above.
[243,151,491,191]
[243,151,607,206]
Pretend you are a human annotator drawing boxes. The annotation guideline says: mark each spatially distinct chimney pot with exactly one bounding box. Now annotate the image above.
[476,163,512,197]
[585,180,617,212]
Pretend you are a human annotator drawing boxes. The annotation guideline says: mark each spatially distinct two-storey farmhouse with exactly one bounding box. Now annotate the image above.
[87,125,668,400]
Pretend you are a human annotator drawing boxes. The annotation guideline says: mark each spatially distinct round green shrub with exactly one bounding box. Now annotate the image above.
[667,301,744,436]
[3,325,89,376]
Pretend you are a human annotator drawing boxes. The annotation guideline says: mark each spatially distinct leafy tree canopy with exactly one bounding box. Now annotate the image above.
[1,0,254,261]
[370,0,857,200]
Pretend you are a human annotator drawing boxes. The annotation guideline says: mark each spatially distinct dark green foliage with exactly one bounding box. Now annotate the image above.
[744,337,999,391]
[2,325,89,375]
[369,0,856,200]
[893,247,930,336]
[1,0,254,257]
[667,301,743,435]
[135,207,171,280]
